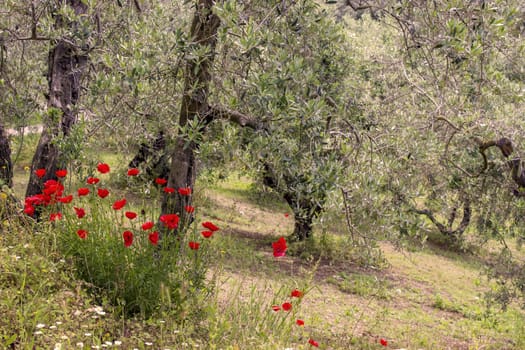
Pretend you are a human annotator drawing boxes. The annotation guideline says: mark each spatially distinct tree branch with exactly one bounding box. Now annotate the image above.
[207,105,264,130]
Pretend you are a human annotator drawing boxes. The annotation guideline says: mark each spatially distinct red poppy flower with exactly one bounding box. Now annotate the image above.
[284,213,289,218]
[272,305,281,312]
[308,339,319,347]
[155,178,167,185]
[148,231,159,245]
[50,212,62,221]
[380,338,388,347]
[25,194,45,206]
[43,180,64,198]
[97,163,110,174]
[125,211,137,220]
[77,187,90,197]
[87,177,100,185]
[178,187,192,196]
[188,241,200,250]
[282,302,292,311]
[55,169,67,178]
[77,229,88,239]
[58,195,73,204]
[24,204,35,216]
[202,221,219,231]
[272,237,287,257]
[97,188,109,198]
[160,214,179,229]
[163,187,175,194]
[184,205,195,213]
[291,289,303,298]
[296,319,304,326]
[112,198,127,210]
[201,230,213,238]
[127,168,140,176]
[142,221,154,230]
[35,168,46,178]
[74,207,86,218]
[123,230,133,247]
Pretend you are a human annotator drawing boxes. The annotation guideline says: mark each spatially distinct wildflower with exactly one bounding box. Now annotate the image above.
[201,230,213,238]
[308,339,319,347]
[97,188,109,198]
[87,177,100,185]
[296,319,304,326]
[112,198,127,210]
[74,207,86,218]
[155,178,167,185]
[142,221,154,230]
[35,168,46,178]
[202,221,219,231]
[178,187,191,196]
[77,229,88,239]
[123,231,133,247]
[127,168,140,176]
[272,237,287,257]
[149,231,159,245]
[272,305,281,312]
[188,241,200,250]
[184,205,195,213]
[24,204,35,216]
[125,211,137,220]
[282,302,292,311]
[163,187,175,194]
[380,338,388,347]
[58,195,73,204]
[50,212,62,221]
[160,214,179,229]
[97,163,110,174]
[43,180,64,200]
[56,169,67,178]
[284,213,289,218]
[291,289,303,298]
[77,187,90,196]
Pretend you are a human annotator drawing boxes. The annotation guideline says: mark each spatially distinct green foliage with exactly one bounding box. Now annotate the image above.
[35,169,211,319]
[210,0,360,239]
[206,279,311,349]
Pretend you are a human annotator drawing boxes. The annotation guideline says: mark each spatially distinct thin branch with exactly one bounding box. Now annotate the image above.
[208,105,264,130]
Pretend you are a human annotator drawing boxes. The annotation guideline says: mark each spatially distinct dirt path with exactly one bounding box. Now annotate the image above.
[5,124,43,136]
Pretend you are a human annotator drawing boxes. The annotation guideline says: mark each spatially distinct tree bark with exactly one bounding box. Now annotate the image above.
[0,124,12,188]
[263,163,323,241]
[162,0,220,224]
[129,130,169,179]
[26,0,88,198]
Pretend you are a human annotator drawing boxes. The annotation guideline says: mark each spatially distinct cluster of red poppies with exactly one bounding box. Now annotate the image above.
[24,164,220,251]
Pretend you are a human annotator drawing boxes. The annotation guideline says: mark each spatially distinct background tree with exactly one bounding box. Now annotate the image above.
[353,0,525,247]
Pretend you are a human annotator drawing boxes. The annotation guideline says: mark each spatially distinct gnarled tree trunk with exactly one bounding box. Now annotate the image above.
[26,0,88,198]
[162,0,220,226]
[263,163,324,241]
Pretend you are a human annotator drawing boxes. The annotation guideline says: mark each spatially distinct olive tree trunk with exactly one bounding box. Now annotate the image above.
[26,0,88,197]
[162,0,220,223]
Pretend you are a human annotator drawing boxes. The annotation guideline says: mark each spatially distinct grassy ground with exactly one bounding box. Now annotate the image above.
[2,144,525,349]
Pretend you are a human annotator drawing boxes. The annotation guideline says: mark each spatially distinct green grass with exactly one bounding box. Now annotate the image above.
[3,168,525,349]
